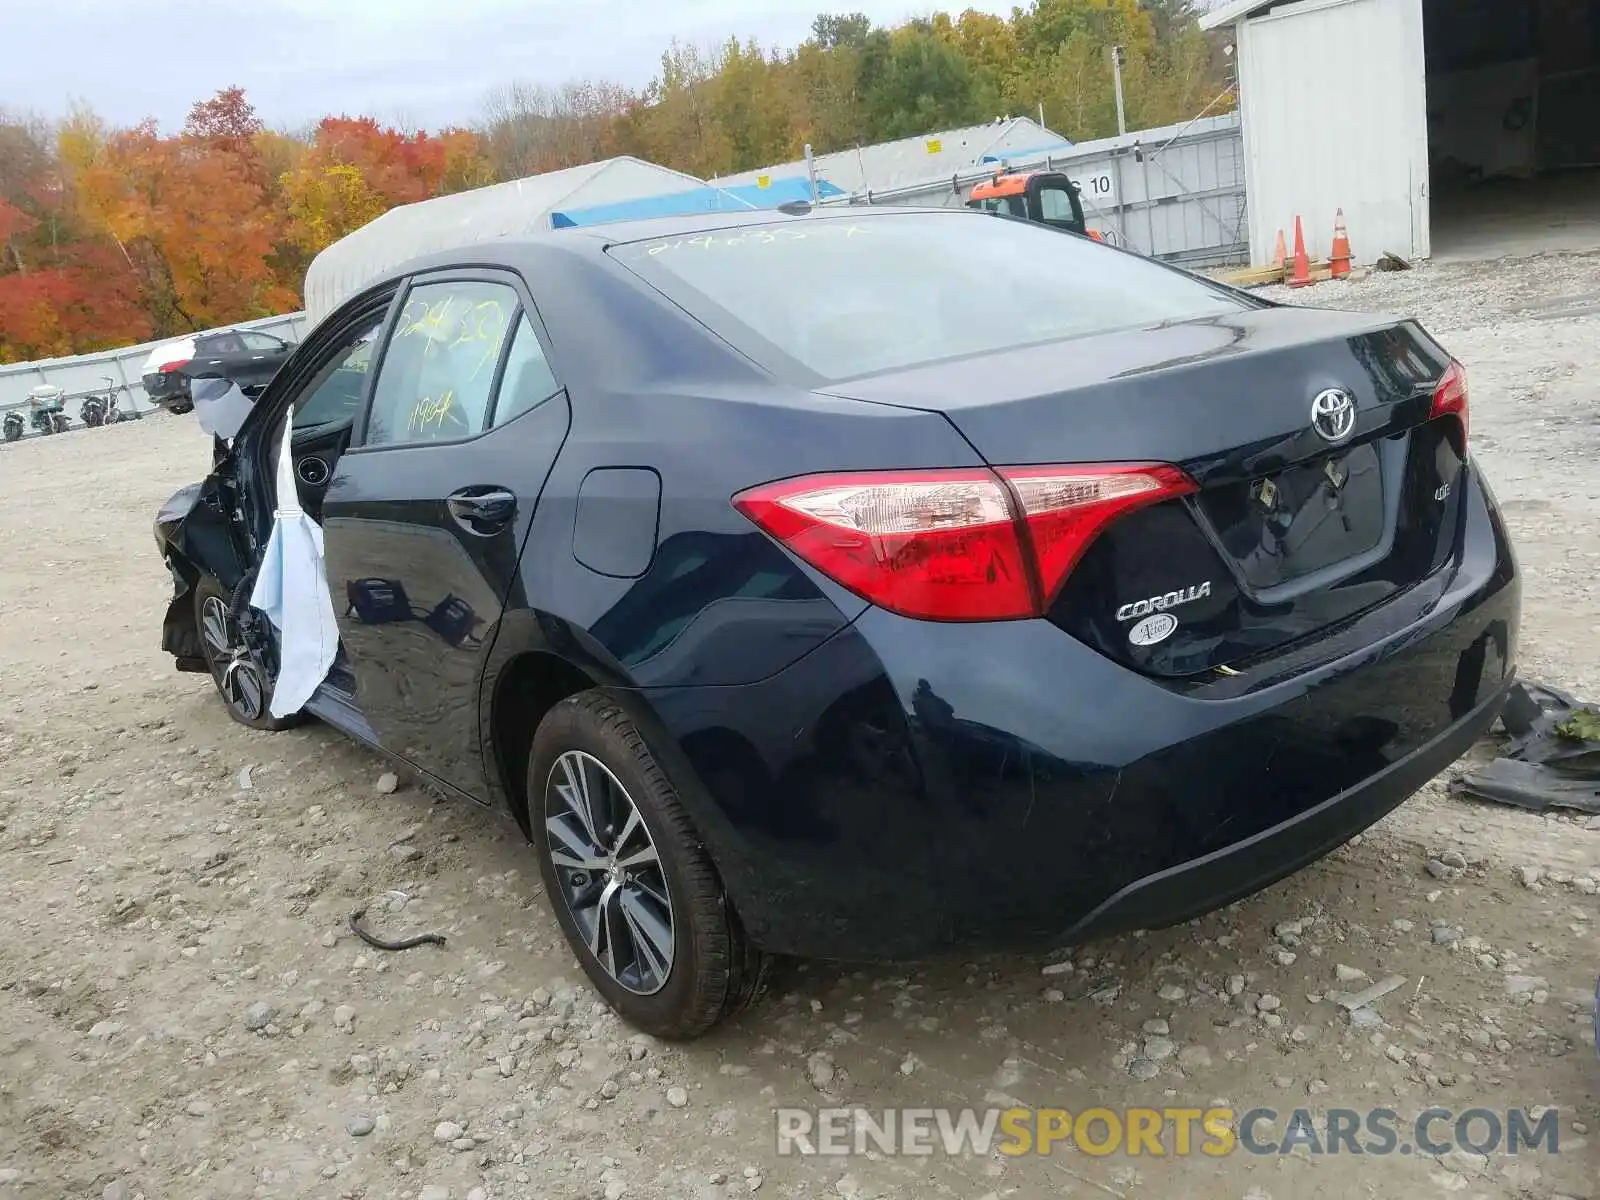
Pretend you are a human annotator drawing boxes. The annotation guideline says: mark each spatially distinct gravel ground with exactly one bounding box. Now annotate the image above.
[1,252,1598,1200]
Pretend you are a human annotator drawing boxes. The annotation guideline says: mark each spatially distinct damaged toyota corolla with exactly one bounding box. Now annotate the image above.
[152,206,1520,1039]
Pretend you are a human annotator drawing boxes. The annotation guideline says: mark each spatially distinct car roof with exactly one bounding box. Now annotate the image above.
[378,204,969,279]
[554,203,956,246]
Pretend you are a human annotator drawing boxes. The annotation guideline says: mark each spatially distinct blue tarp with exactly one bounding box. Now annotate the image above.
[978,141,1075,164]
[551,177,847,227]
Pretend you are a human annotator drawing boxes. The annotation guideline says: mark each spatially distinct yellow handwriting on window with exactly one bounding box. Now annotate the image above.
[397,296,459,354]
[406,390,457,435]
[447,300,509,381]
[397,294,508,383]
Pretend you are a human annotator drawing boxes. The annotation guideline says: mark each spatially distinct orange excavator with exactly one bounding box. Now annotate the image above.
[965,168,1107,242]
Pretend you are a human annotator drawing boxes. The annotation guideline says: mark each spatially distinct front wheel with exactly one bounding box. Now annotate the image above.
[193,574,301,731]
[529,691,766,1039]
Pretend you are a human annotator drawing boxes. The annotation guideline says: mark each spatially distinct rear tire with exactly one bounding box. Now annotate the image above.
[529,691,765,1039]
[193,574,302,731]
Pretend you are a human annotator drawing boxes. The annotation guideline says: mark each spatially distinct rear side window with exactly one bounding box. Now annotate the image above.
[365,279,518,446]
[491,315,561,428]
[609,212,1251,382]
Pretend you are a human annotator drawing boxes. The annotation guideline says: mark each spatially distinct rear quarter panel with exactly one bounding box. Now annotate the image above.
[495,241,988,691]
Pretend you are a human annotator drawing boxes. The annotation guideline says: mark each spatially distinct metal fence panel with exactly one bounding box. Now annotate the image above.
[826,111,1249,270]
[0,312,309,420]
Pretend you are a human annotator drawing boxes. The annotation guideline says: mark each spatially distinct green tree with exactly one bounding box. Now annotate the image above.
[810,12,874,50]
[1140,0,1202,42]
[859,22,986,141]
[1016,0,1154,60]
[627,42,734,177]
[792,39,868,152]
[712,39,796,170]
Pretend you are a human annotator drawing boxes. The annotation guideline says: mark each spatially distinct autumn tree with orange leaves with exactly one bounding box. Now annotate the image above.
[0,90,494,362]
[277,117,490,271]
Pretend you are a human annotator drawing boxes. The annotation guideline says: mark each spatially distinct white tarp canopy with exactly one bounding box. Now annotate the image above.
[301,156,706,328]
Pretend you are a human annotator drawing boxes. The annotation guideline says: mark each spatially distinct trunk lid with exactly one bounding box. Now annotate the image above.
[820,305,1464,677]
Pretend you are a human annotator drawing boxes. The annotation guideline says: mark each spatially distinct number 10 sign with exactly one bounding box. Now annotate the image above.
[1070,172,1117,204]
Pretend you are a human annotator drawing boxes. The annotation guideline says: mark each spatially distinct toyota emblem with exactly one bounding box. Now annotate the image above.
[1310,388,1357,443]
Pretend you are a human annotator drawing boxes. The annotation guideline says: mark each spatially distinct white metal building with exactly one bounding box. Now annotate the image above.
[301,156,705,326]
[710,117,1072,198]
[1204,0,1600,265]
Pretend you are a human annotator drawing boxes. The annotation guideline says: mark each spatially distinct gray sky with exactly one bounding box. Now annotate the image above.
[6,0,1020,132]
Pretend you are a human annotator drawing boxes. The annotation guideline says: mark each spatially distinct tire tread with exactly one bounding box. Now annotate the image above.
[531,690,765,1039]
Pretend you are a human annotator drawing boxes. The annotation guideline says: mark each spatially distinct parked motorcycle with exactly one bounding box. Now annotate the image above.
[27,385,70,435]
[2,410,22,442]
[81,389,107,427]
[80,377,137,427]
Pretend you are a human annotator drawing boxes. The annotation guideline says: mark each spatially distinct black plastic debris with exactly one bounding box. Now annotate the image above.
[1452,682,1600,814]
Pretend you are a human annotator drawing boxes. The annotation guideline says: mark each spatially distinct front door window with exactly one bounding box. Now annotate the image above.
[363,280,521,447]
[292,318,382,431]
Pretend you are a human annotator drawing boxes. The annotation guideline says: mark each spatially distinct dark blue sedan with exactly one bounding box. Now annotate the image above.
[154,206,1519,1038]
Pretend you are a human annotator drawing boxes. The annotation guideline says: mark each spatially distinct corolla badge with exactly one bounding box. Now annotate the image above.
[1129,613,1177,647]
[1116,581,1211,622]
[1311,387,1357,443]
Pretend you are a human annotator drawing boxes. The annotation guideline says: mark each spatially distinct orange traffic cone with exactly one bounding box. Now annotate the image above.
[1288,215,1313,288]
[1330,208,1353,279]
[1272,228,1287,274]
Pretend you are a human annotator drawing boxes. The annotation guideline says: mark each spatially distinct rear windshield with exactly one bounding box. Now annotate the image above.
[607,211,1252,382]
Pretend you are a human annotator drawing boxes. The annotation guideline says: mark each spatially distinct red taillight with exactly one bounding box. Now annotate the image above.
[158,358,191,374]
[1430,360,1468,447]
[732,463,1197,622]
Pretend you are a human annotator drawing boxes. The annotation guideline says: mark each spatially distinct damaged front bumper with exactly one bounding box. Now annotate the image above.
[153,481,214,673]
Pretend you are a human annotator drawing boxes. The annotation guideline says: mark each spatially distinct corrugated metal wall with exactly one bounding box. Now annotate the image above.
[821,113,1250,270]
[0,313,308,426]
[711,117,1069,195]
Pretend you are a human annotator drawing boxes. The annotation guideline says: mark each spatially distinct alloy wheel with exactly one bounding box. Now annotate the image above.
[200,594,266,721]
[544,750,675,995]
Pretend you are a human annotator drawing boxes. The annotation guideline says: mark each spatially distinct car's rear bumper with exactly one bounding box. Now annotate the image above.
[142,374,188,404]
[641,465,1519,960]
[1058,680,1507,944]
